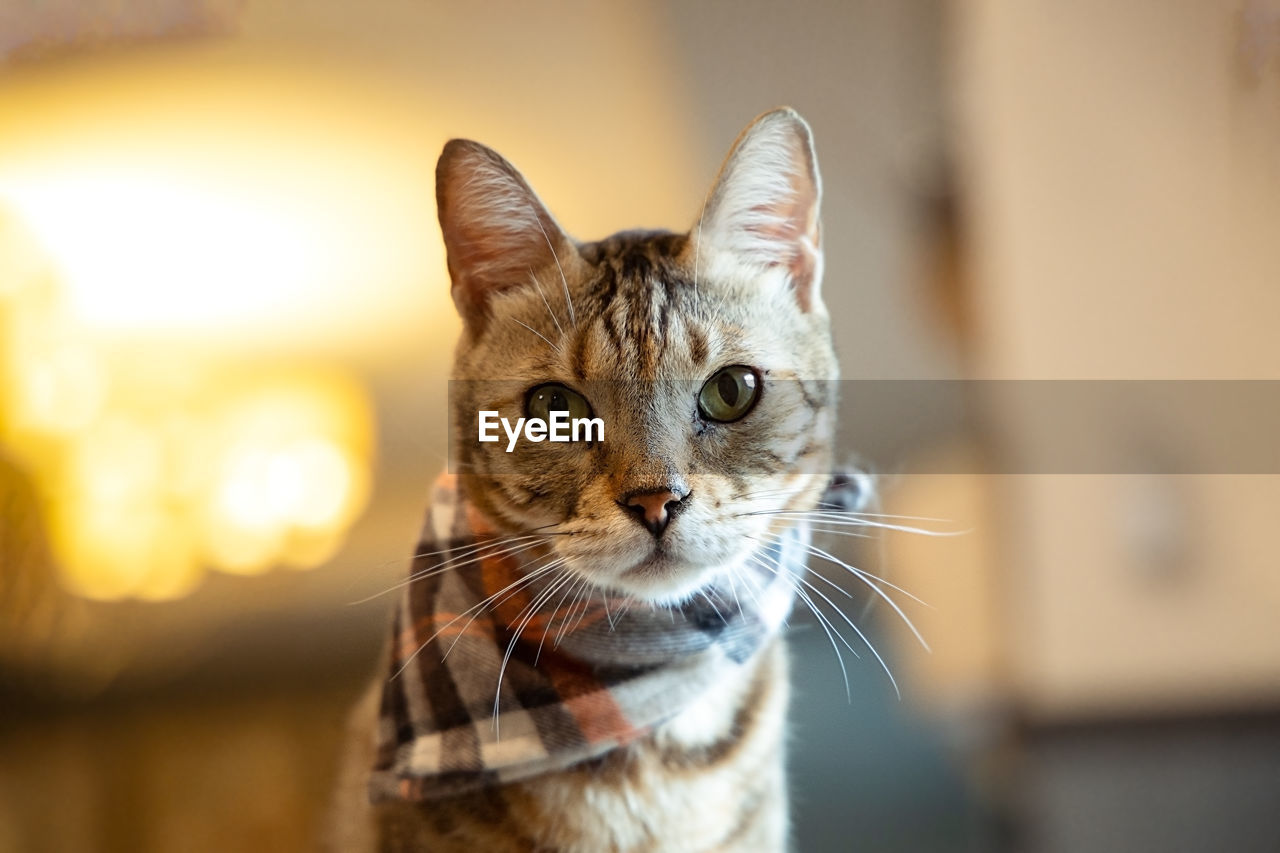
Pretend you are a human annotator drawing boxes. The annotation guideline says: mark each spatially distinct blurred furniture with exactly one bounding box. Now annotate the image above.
[955,0,1280,722]
[887,2,1280,850]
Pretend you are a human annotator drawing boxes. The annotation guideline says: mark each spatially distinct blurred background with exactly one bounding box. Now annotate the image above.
[2,1,1279,851]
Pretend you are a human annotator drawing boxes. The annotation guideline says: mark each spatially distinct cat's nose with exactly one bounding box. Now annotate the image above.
[620,487,690,538]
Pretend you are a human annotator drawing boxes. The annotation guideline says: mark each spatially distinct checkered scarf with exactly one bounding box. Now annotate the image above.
[368,472,812,803]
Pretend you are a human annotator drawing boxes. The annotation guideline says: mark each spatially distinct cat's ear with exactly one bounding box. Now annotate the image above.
[691,108,824,311]
[436,139,575,324]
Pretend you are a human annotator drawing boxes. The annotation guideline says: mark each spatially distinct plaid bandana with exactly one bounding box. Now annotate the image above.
[368,472,812,803]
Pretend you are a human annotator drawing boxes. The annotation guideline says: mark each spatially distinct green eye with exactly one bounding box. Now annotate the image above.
[526,383,593,422]
[698,365,760,423]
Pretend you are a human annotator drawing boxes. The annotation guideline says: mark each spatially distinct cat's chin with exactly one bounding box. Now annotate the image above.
[602,550,735,606]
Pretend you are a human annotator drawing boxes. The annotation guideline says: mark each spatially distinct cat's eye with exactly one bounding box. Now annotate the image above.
[526,383,593,423]
[698,365,760,423]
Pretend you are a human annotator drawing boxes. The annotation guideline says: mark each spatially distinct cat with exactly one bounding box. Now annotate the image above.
[330,107,840,853]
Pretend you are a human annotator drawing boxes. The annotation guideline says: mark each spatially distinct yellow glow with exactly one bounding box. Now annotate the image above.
[73,415,164,504]
[206,424,367,578]
[12,345,376,598]
[280,527,346,572]
[0,49,446,351]
[266,438,355,529]
[0,210,50,298]
[202,505,283,578]
[10,338,108,435]
[0,51,406,602]
[4,168,336,331]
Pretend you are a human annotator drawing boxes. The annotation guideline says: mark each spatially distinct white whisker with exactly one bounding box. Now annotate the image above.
[797,571,900,699]
[601,590,616,631]
[698,590,729,625]
[752,530,933,653]
[805,542,933,613]
[532,211,575,327]
[528,267,566,339]
[389,558,563,681]
[552,574,592,649]
[692,186,711,295]
[494,569,578,731]
[513,318,563,356]
[742,509,968,537]
[750,553,854,699]
[441,558,566,662]
[352,537,550,604]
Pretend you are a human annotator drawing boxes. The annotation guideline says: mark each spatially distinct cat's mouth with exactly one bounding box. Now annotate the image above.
[609,541,728,603]
[623,543,675,574]
[569,514,754,603]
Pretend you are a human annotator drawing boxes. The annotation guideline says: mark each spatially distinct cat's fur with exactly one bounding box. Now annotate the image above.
[332,108,838,852]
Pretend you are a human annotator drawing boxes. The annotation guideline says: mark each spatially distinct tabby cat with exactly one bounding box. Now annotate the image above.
[332,107,840,852]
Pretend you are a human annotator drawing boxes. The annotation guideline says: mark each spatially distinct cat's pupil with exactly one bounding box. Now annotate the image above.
[717,373,739,407]
[550,391,568,411]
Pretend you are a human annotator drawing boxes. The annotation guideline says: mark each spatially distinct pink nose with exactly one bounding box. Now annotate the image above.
[622,488,689,537]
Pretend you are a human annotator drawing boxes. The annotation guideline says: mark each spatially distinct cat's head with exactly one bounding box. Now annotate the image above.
[441,109,838,604]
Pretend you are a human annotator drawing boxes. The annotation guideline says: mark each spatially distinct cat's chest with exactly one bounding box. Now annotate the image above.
[479,639,791,852]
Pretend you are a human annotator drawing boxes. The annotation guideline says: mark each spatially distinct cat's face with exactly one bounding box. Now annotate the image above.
[441,110,837,604]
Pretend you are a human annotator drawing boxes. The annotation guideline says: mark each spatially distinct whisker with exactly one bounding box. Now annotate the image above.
[529,567,580,663]
[740,552,791,628]
[388,558,563,681]
[807,526,876,541]
[752,530,933,653]
[492,570,570,728]
[532,211,575,327]
[799,510,962,529]
[360,535,550,601]
[356,537,549,604]
[805,542,933,612]
[730,484,829,501]
[796,571,900,699]
[740,510,968,537]
[532,576,572,666]
[692,184,712,295]
[750,536,906,697]
[441,558,567,662]
[698,589,729,625]
[512,318,563,356]
[397,530,571,588]
[566,577,601,635]
[496,569,579,728]
[552,573,591,649]
[404,525,576,563]
[830,510,957,523]
[400,526,564,567]
[744,535,851,601]
[769,506,959,525]
[795,585,854,700]
[721,566,744,615]
[749,553,854,699]
[349,531,541,591]
[528,266,566,339]
[614,595,638,622]
[601,590,616,631]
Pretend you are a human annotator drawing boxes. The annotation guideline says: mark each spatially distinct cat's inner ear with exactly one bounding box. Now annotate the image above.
[436,139,574,324]
[691,108,824,312]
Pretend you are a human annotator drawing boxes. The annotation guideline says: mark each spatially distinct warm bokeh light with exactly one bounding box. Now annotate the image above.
[11,357,374,601]
[5,167,346,333]
[0,52,409,602]
[0,48,446,351]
